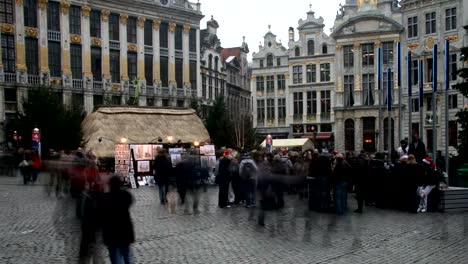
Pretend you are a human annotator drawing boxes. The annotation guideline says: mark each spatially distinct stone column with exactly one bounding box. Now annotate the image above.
[119,13,129,104]
[335,118,345,153]
[182,24,190,91]
[317,90,322,122]
[101,10,111,103]
[152,20,161,92]
[168,22,176,89]
[15,0,27,83]
[37,0,49,85]
[81,5,93,114]
[136,17,146,106]
[355,117,363,153]
[353,42,361,106]
[335,45,343,108]
[196,28,201,98]
[60,0,72,98]
[374,41,381,107]
[0,31,3,83]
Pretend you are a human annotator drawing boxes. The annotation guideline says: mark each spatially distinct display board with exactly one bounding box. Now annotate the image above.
[115,144,130,183]
[169,148,183,167]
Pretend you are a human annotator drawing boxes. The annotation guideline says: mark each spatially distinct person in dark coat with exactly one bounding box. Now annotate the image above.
[331,154,350,215]
[154,150,172,204]
[350,152,368,213]
[101,176,135,264]
[408,133,427,163]
[217,151,232,208]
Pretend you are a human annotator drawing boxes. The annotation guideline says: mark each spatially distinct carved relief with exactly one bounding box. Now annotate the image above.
[70,34,81,44]
[407,43,420,50]
[168,22,176,33]
[25,27,38,37]
[81,5,91,17]
[153,20,161,30]
[15,0,23,5]
[120,14,128,25]
[128,43,137,52]
[353,42,360,49]
[1,24,14,33]
[91,38,102,47]
[183,24,191,34]
[425,36,435,50]
[101,10,110,22]
[335,45,342,51]
[60,0,70,14]
[445,35,458,42]
[37,0,47,9]
[374,40,382,48]
[337,76,343,92]
[137,17,146,28]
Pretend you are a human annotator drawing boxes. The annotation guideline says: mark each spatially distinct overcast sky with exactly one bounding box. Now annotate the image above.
[199,0,344,60]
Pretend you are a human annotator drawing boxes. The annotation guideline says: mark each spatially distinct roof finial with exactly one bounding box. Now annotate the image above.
[211,15,213,20]
[309,3,312,11]
[243,36,245,42]
[268,24,271,31]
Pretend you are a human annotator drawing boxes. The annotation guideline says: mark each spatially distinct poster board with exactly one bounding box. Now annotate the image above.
[200,145,215,156]
[169,148,183,167]
[130,144,154,160]
[199,145,216,169]
[115,144,130,180]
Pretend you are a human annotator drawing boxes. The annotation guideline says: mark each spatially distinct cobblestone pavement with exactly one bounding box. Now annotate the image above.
[0,174,468,264]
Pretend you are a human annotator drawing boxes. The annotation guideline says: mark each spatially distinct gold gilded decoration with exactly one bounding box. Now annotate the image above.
[353,42,360,49]
[355,75,361,91]
[112,84,122,92]
[16,64,27,70]
[357,0,377,9]
[425,36,435,50]
[153,20,161,30]
[335,45,342,51]
[91,38,101,46]
[137,17,146,28]
[337,76,343,92]
[445,35,458,42]
[251,76,256,81]
[60,1,70,14]
[50,78,62,86]
[16,0,24,5]
[81,5,91,17]
[1,23,14,33]
[407,43,419,50]
[37,0,47,9]
[120,14,128,25]
[70,34,81,44]
[183,24,191,34]
[168,22,176,33]
[101,10,110,22]
[374,40,382,48]
[25,27,38,37]
[128,43,137,52]
[284,73,289,79]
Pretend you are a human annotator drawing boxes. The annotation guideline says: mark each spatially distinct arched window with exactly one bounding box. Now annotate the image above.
[322,44,328,54]
[345,119,355,151]
[266,54,273,67]
[214,56,219,71]
[307,40,314,55]
[295,47,300,57]
[383,117,395,151]
[208,54,213,70]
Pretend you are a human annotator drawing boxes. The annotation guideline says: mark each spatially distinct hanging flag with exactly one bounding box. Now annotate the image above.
[387,68,392,111]
[418,60,424,107]
[378,48,382,90]
[397,42,401,87]
[433,44,438,93]
[445,40,450,90]
[407,51,412,96]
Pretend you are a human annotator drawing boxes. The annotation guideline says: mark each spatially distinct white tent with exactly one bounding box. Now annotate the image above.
[260,138,314,152]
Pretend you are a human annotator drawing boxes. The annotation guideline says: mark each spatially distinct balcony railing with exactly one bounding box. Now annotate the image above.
[146,87,154,95]
[161,87,170,96]
[176,88,185,97]
[321,112,331,121]
[109,40,120,50]
[190,89,197,97]
[293,114,303,122]
[257,120,265,127]
[267,120,275,126]
[189,52,197,60]
[307,114,317,121]
[129,85,136,95]
[4,73,16,83]
[93,81,103,92]
[278,119,286,126]
[144,45,152,54]
[47,30,61,41]
[27,75,40,85]
[72,79,83,90]
[175,50,183,58]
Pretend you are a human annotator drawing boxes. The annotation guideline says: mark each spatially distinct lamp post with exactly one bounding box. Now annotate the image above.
[375,129,380,153]
[311,125,317,150]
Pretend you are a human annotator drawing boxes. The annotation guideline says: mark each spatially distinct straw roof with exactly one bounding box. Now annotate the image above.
[82,107,210,158]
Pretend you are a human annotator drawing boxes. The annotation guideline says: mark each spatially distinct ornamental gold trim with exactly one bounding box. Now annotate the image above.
[137,17,146,28]
[16,0,24,5]
[120,14,128,25]
[407,43,419,50]
[183,24,191,34]
[60,0,70,14]
[101,10,110,22]
[70,34,81,44]
[445,35,458,42]
[37,0,47,9]
[25,27,38,37]
[128,43,137,52]
[374,40,382,48]
[81,5,91,17]
[1,23,14,33]
[425,36,435,50]
[353,42,360,49]
[153,20,161,30]
[168,22,176,33]
[91,38,101,46]
[335,45,342,51]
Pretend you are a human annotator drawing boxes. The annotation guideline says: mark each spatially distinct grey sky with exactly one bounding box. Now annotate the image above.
[199,0,344,60]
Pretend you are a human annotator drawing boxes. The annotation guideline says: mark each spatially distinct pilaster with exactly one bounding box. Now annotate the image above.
[136,17,145,81]
[168,22,176,87]
[119,14,128,81]
[182,24,190,89]
[38,0,50,85]
[101,10,111,91]
[335,118,345,152]
[353,42,361,106]
[355,117,363,153]
[152,20,161,89]
[15,0,27,83]
[60,0,72,89]
[81,5,92,91]
[196,28,201,97]
[84,92,93,114]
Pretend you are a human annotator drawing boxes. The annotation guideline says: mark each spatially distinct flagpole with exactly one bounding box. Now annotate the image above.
[432,44,438,160]
[378,47,383,153]
[407,51,413,142]
[387,68,392,162]
[397,42,402,144]
[444,39,450,185]
[418,60,424,143]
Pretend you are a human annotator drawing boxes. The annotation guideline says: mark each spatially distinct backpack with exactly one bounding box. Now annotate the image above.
[241,162,256,180]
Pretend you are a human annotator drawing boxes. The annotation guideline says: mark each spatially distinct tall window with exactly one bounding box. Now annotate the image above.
[0,0,14,24]
[189,28,196,52]
[295,47,300,57]
[426,58,433,82]
[383,71,394,104]
[110,50,120,82]
[190,60,197,91]
[257,99,265,124]
[109,14,120,41]
[47,1,60,31]
[407,16,418,38]
[91,47,102,80]
[362,43,374,67]
[320,63,330,82]
[128,52,137,81]
[343,45,354,68]
[425,12,436,34]
[69,6,81,35]
[277,58,281,66]
[208,54,212,70]
[445,7,456,31]
[202,75,206,97]
[24,0,37,27]
[214,56,219,72]
[267,54,273,67]
[449,54,457,81]
[259,59,264,68]
[362,73,374,106]
[267,99,275,123]
[2,34,15,73]
[449,121,458,147]
[321,90,331,114]
[448,94,458,109]
[344,75,354,107]
[175,58,183,88]
[256,76,265,94]
[293,92,303,117]
[382,42,393,65]
[90,10,101,38]
[412,98,419,112]
[293,65,303,84]
[322,44,328,54]
[411,59,419,85]
[208,77,212,99]
[144,20,152,46]
[145,54,153,85]
[345,119,355,151]
[307,40,314,56]
[307,91,317,116]
[160,22,168,48]
[160,56,168,87]
[175,25,182,50]
[277,74,285,94]
[266,75,274,94]
[25,38,39,75]
[127,17,137,43]
[278,98,286,122]
[306,64,316,83]
[48,41,61,77]
[70,44,82,78]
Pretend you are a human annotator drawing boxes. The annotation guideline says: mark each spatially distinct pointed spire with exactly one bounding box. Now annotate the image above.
[268,24,271,31]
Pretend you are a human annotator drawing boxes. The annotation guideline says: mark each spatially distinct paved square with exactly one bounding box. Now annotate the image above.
[0,175,467,264]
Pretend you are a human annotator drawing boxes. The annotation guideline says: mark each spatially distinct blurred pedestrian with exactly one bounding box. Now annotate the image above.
[408,133,426,163]
[31,150,41,183]
[217,151,232,208]
[239,152,258,208]
[154,150,172,204]
[101,176,135,264]
[331,154,350,215]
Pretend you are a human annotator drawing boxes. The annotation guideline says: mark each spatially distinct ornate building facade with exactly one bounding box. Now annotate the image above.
[0,0,203,139]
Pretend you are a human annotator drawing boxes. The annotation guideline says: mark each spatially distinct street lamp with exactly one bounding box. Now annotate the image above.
[194,141,200,147]
[167,136,173,142]
[120,137,128,144]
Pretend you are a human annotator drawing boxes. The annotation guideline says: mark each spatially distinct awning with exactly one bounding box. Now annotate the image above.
[303,132,333,140]
[259,138,314,152]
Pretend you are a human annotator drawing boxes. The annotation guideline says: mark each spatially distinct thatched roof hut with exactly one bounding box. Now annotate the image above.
[82,107,210,158]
